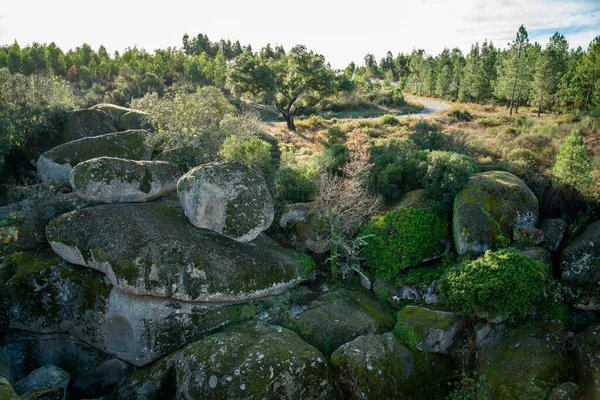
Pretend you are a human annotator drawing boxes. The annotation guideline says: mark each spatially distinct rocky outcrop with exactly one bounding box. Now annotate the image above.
[453,171,539,255]
[576,323,600,398]
[177,161,274,242]
[540,218,568,252]
[278,202,331,254]
[37,130,154,183]
[69,157,180,203]
[46,202,302,302]
[153,146,208,174]
[560,220,600,286]
[291,290,393,355]
[118,321,334,400]
[89,104,132,126]
[330,333,455,400]
[117,110,152,131]
[13,365,69,399]
[373,279,441,306]
[25,109,116,162]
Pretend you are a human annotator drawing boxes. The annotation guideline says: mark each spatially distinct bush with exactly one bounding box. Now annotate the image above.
[392,87,404,105]
[410,121,445,150]
[381,114,400,126]
[316,144,349,175]
[219,136,272,174]
[552,130,595,195]
[323,125,346,146]
[273,164,318,204]
[421,151,478,210]
[448,108,473,122]
[439,249,549,318]
[361,206,448,281]
[505,148,541,168]
[368,138,426,202]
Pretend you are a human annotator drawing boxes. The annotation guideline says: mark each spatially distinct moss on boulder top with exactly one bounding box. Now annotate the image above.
[292,289,393,356]
[37,130,154,183]
[177,161,274,242]
[453,171,539,255]
[69,157,180,203]
[330,332,455,400]
[46,202,302,302]
[118,320,334,400]
[560,220,600,287]
[153,146,209,174]
[25,109,116,162]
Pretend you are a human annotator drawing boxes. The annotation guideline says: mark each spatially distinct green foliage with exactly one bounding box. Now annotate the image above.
[446,373,491,400]
[505,148,541,168]
[448,108,473,122]
[421,151,478,210]
[381,114,400,126]
[439,249,549,317]
[362,206,447,281]
[322,125,346,147]
[368,138,427,202]
[273,164,318,204]
[219,136,272,174]
[552,130,595,194]
[297,254,316,280]
[316,144,348,175]
[0,68,74,168]
[396,264,445,288]
[410,121,445,150]
[393,320,419,349]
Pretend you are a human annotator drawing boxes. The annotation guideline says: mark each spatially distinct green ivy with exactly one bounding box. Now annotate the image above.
[361,206,447,281]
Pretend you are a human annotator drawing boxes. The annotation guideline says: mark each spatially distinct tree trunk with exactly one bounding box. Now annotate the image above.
[285,113,296,131]
[537,94,543,117]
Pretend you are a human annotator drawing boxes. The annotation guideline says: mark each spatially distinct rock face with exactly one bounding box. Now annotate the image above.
[330,333,455,400]
[177,161,274,242]
[25,109,117,162]
[476,321,569,399]
[89,104,132,126]
[0,378,19,400]
[576,323,600,398]
[153,146,208,174]
[69,157,180,203]
[118,321,334,400]
[513,225,544,246]
[278,203,330,254]
[46,202,301,302]
[0,251,256,366]
[117,110,152,131]
[373,279,441,306]
[13,365,70,398]
[37,130,154,183]
[292,290,393,355]
[453,171,539,255]
[540,218,568,252]
[560,220,600,286]
[395,306,465,355]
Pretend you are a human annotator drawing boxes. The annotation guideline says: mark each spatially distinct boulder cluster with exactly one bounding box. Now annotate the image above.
[1,104,600,399]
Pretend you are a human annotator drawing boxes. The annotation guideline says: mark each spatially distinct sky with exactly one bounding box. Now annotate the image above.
[0,0,598,69]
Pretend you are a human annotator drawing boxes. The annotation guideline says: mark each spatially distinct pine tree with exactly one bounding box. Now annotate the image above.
[552,130,595,194]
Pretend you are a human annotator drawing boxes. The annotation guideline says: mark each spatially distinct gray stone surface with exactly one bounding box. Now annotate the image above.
[540,218,568,252]
[14,365,69,397]
[560,220,600,286]
[177,161,274,242]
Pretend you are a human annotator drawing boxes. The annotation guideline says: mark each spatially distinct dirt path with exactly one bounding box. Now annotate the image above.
[405,96,451,116]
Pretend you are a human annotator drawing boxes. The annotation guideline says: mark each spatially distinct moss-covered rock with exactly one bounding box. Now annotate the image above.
[476,321,569,399]
[292,290,393,356]
[540,219,568,253]
[69,157,180,203]
[0,377,19,400]
[1,250,259,366]
[118,321,334,400]
[278,202,331,254]
[177,161,274,242]
[513,225,545,246]
[37,130,154,182]
[518,246,553,266]
[20,386,65,400]
[395,306,466,354]
[153,146,209,174]
[576,323,600,398]
[330,332,455,400]
[13,365,69,398]
[47,202,302,302]
[24,109,117,162]
[89,103,131,126]
[373,279,441,307]
[117,110,153,131]
[560,220,600,287]
[453,171,539,255]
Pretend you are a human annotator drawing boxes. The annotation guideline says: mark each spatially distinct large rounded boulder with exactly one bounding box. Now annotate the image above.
[46,202,302,302]
[177,161,274,242]
[453,171,538,255]
[118,321,334,400]
[25,109,116,162]
[37,130,154,183]
[69,157,180,203]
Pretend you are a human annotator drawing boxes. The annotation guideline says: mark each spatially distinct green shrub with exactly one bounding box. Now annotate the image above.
[410,121,445,150]
[273,164,318,204]
[393,322,419,349]
[446,373,491,400]
[392,87,405,105]
[439,249,549,318]
[421,151,478,210]
[447,108,473,122]
[219,136,272,174]
[362,206,448,280]
[323,125,346,146]
[317,144,348,175]
[552,130,595,195]
[381,114,400,126]
[297,254,316,279]
[505,148,541,168]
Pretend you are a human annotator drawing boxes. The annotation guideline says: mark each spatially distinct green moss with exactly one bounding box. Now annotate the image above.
[297,253,316,279]
[393,322,420,349]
